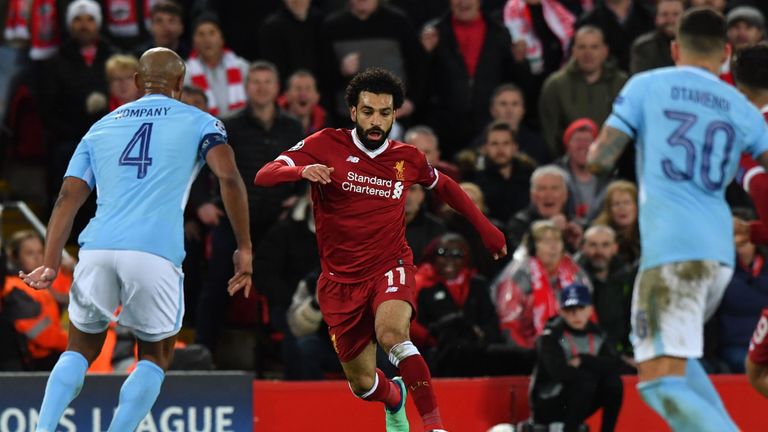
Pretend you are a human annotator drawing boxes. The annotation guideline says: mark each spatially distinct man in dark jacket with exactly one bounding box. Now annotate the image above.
[530,283,623,431]
[629,0,684,74]
[195,61,305,353]
[425,0,530,158]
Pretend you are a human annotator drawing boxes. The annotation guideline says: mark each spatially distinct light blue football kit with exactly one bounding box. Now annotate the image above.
[606,66,768,432]
[36,94,226,432]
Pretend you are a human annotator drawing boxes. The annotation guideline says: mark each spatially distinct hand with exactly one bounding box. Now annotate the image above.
[20,266,58,290]
[301,164,334,184]
[396,99,414,119]
[564,221,584,249]
[568,356,581,368]
[421,25,439,53]
[734,217,751,246]
[549,214,567,230]
[512,40,527,62]
[494,245,508,261]
[340,52,360,77]
[228,248,253,298]
[197,203,224,226]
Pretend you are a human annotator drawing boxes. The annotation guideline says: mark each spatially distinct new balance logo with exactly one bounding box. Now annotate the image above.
[385,286,399,293]
[346,155,360,163]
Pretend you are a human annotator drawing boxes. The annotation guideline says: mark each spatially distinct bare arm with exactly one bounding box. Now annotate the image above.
[206,144,253,297]
[21,177,91,289]
[586,125,632,176]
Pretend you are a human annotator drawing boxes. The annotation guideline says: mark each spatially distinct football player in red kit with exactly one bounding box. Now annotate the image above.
[255,68,506,432]
[732,43,768,397]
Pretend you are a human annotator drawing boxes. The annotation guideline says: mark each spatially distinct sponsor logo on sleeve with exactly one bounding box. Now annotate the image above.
[214,120,226,135]
[288,140,305,152]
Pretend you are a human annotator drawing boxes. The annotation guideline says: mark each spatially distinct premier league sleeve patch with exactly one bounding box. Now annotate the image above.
[288,140,305,152]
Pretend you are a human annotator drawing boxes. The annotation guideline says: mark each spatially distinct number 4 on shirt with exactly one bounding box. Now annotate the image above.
[120,122,154,179]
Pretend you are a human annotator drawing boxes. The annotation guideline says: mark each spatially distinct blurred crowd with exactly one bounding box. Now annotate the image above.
[0,1,766,403]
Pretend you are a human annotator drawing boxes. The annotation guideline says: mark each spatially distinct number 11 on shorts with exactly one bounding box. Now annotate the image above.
[385,267,405,286]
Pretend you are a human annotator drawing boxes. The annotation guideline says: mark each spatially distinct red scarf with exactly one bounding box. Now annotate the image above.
[187,49,247,116]
[105,0,155,37]
[5,0,60,60]
[503,0,593,73]
[276,94,328,135]
[451,15,486,78]
[440,268,475,308]
[529,255,580,334]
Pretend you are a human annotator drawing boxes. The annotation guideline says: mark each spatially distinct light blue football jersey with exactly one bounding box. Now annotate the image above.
[65,94,226,266]
[606,66,768,270]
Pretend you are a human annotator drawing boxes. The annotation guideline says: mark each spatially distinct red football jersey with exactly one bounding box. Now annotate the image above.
[276,128,439,283]
[749,308,768,365]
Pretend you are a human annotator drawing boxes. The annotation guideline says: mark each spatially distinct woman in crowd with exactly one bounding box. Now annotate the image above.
[593,180,640,266]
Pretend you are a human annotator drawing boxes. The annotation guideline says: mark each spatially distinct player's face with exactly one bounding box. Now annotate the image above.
[566,130,593,167]
[109,68,141,104]
[656,1,684,38]
[434,240,467,280]
[70,14,99,46]
[484,130,517,167]
[181,92,207,110]
[17,237,44,274]
[409,133,440,165]
[193,23,225,61]
[560,305,593,330]
[727,22,765,51]
[535,230,564,268]
[286,75,320,117]
[582,231,618,270]
[572,32,608,74]
[351,91,395,150]
[490,90,525,128]
[151,12,183,47]
[610,191,637,228]
[450,0,481,22]
[531,174,567,218]
[246,69,280,108]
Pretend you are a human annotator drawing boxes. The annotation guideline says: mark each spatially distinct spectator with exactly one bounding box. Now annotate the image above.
[39,0,116,230]
[417,233,502,377]
[277,70,328,135]
[538,26,627,158]
[593,180,640,266]
[493,220,591,349]
[105,54,141,111]
[405,184,446,264]
[181,84,208,110]
[473,121,536,224]
[195,60,304,355]
[405,125,461,181]
[260,0,323,87]
[487,83,549,164]
[133,1,190,60]
[424,0,531,158]
[575,0,654,72]
[1,230,72,370]
[3,0,62,60]
[442,182,506,278]
[530,282,623,431]
[689,0,726,14]
[715,208,768,373]
[254,193,320,379]
[286,270,343,379]
[320,0,425,123]
[727,6,765,53]
[102,0,153,51]
[575,225,637,370]
[556,118,610,221]
[630,0,684,74]
[507,165,582,252]
[184,13,248,118]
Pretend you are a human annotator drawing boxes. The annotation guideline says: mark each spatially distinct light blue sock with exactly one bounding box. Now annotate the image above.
[107,360,165,432]
[685,358,738,430]
[638,376,738,432]
[36,351,89,432]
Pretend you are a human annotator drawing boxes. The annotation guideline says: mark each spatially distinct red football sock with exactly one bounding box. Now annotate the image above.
[399,355,443,430]
[361,368,401,410]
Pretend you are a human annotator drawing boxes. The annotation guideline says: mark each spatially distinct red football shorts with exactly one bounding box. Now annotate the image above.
[317,265,416,363]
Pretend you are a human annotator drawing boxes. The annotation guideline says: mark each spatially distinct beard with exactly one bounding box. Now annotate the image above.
[356,123,392,151]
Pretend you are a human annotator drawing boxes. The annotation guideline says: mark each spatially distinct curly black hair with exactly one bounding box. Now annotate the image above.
[733,42,768,91]
[345,67,405,109]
